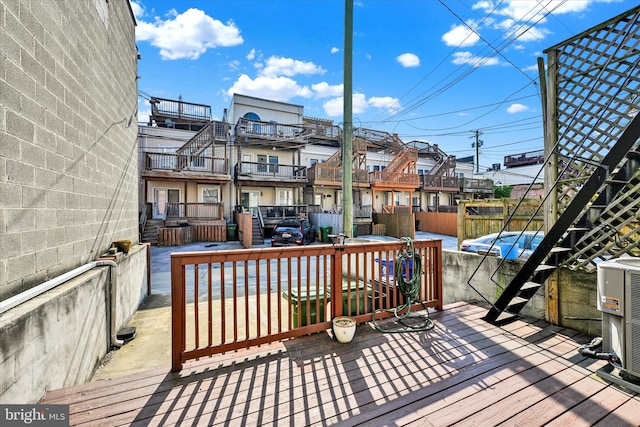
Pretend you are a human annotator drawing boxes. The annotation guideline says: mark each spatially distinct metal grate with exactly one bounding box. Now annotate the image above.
[630,272,640,376]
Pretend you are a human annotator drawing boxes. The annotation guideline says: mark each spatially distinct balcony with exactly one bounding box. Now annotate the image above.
[369,171,420,189]
[165,202,224,222]
[306,163,369,188]
[235,117,306,146]
[504,150,545,168]
[235,161,307,185]
[460,177,494,194]
[260,204,308,228]
[421,175,459,192]
[142,152,230,182]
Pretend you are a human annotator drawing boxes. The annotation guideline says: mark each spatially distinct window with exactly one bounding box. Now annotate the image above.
[373,165,381,172]
[278,189,293,205]
[190,156,206,169]
[242,154,251,173]
[200,187,219,203]
[258,155,278,173]
[310,159,319,166]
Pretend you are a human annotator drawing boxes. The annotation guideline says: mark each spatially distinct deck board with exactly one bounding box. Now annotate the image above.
[40,302,639,426]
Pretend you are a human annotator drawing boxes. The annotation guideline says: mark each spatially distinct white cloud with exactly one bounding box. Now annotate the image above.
[441,23,480,47]
[312,82,343,98]
[452,51,500,67]
[396,53,420,68]
[331,47,340,54]
[323,93,369,117]
[258,56,326,78]
[226,74,313,101]
[369,96,402,114]
[130,1,144,19]
[507,103,530,114]
[322,94,398,117]
[135,8,243,60]
[246,48,256,60]
[229,60,240,71]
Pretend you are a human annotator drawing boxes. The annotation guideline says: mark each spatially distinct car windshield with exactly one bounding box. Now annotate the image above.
[276,226,299,233]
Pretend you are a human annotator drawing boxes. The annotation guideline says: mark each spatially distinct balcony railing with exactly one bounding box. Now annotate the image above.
[165,202,224,221]
[236,118,306,140]
[460,178,494,193]
[144,152,228,175]
[369,171,420,188]
[504,150,545,168]
[307,163,369,186]
[421,175,459,191]
[302,117,341,140]
[260,205,308,225]
[150,96,211,122]
[235,162,307,182]
[170,240,442,370]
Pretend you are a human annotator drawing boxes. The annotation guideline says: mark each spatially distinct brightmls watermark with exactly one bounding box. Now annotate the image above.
[1,405,69,426]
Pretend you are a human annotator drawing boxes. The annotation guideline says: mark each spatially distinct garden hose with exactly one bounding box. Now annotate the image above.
[371,237,435,333]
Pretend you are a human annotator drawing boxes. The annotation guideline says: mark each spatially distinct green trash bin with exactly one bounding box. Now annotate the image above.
[226,223,237,241]
[283,288,328,327]
[352,223,358,237]
[340,282,383,315]
[320,226,332,242]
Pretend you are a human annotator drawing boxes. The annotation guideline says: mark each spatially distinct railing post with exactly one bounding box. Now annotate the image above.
[171,255,186,371]
[332,246,343,318]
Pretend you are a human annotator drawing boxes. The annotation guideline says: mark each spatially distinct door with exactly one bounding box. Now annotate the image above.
[241,191,260,217]
[153,188,179,219]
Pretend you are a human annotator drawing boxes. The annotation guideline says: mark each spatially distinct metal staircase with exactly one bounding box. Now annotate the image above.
[479,6,640,325]
[484,114,640,324]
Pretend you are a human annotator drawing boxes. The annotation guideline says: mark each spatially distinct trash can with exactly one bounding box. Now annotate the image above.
[352,223,358,237]
[320,226,332,242]
[282,288,328,327]
[226,223,237,241]
[340,282,383,315]
[500,244,518,260]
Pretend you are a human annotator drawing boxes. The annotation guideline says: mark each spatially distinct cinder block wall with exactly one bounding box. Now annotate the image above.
[0,244,147,404]
[0,0,139,300]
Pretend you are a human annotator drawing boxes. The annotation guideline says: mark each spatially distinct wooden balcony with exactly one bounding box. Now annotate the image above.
[369,171,420,190]
[142,152,230,183]
[259,205,308,228]
[40,301,638,425]
[504,150,545,168]
[302,116,341,144]
[235,161,307,185]
[165,202,224,222]
[307,163,369,188]
[421,174,460,192]
[460,177,494,194]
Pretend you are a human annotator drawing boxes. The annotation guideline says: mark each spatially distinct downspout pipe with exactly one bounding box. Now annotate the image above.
[96,260,124,348]
[0,260,124,348]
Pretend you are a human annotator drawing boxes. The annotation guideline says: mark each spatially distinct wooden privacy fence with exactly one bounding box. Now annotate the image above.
[457,198,544,248]
[171,240,442,370]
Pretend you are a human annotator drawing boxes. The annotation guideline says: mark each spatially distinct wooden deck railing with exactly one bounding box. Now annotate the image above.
[171,240,442,370]
[235,161,307,181]
[369,171,420,188]
[165,202,224,221]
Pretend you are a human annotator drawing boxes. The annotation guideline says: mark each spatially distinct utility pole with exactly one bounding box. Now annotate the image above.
[470,130,483,174]
[342,0,353,238]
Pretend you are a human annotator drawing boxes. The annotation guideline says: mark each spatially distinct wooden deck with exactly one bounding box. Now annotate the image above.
[40,302,640,426]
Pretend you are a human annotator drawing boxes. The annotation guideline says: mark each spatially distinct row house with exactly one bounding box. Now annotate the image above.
[138,94,493,244]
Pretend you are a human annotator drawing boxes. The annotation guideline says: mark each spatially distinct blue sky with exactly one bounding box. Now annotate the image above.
[131,0,634,170]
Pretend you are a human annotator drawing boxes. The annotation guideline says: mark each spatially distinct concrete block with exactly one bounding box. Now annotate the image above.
[6,111,35,144]
[0,233,21,258]
[22,230,47,253]
[6,159,34,186]
[7,208,34,232]
[6,253,35,283]
[5,59,35,98]
[21,47,45,85]
[0,182,22,208]
[22,186,46,209]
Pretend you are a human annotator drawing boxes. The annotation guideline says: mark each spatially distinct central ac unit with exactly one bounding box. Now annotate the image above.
[596,256,640,380]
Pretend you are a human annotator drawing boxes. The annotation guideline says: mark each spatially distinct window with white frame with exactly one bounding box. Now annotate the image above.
[199,186,220,203]
[278,189,293,205]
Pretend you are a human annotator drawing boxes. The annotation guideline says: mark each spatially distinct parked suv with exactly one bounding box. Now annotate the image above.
[271,219,315,246]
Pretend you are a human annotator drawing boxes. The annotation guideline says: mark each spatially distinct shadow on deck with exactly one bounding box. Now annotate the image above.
[40,302,639,426]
